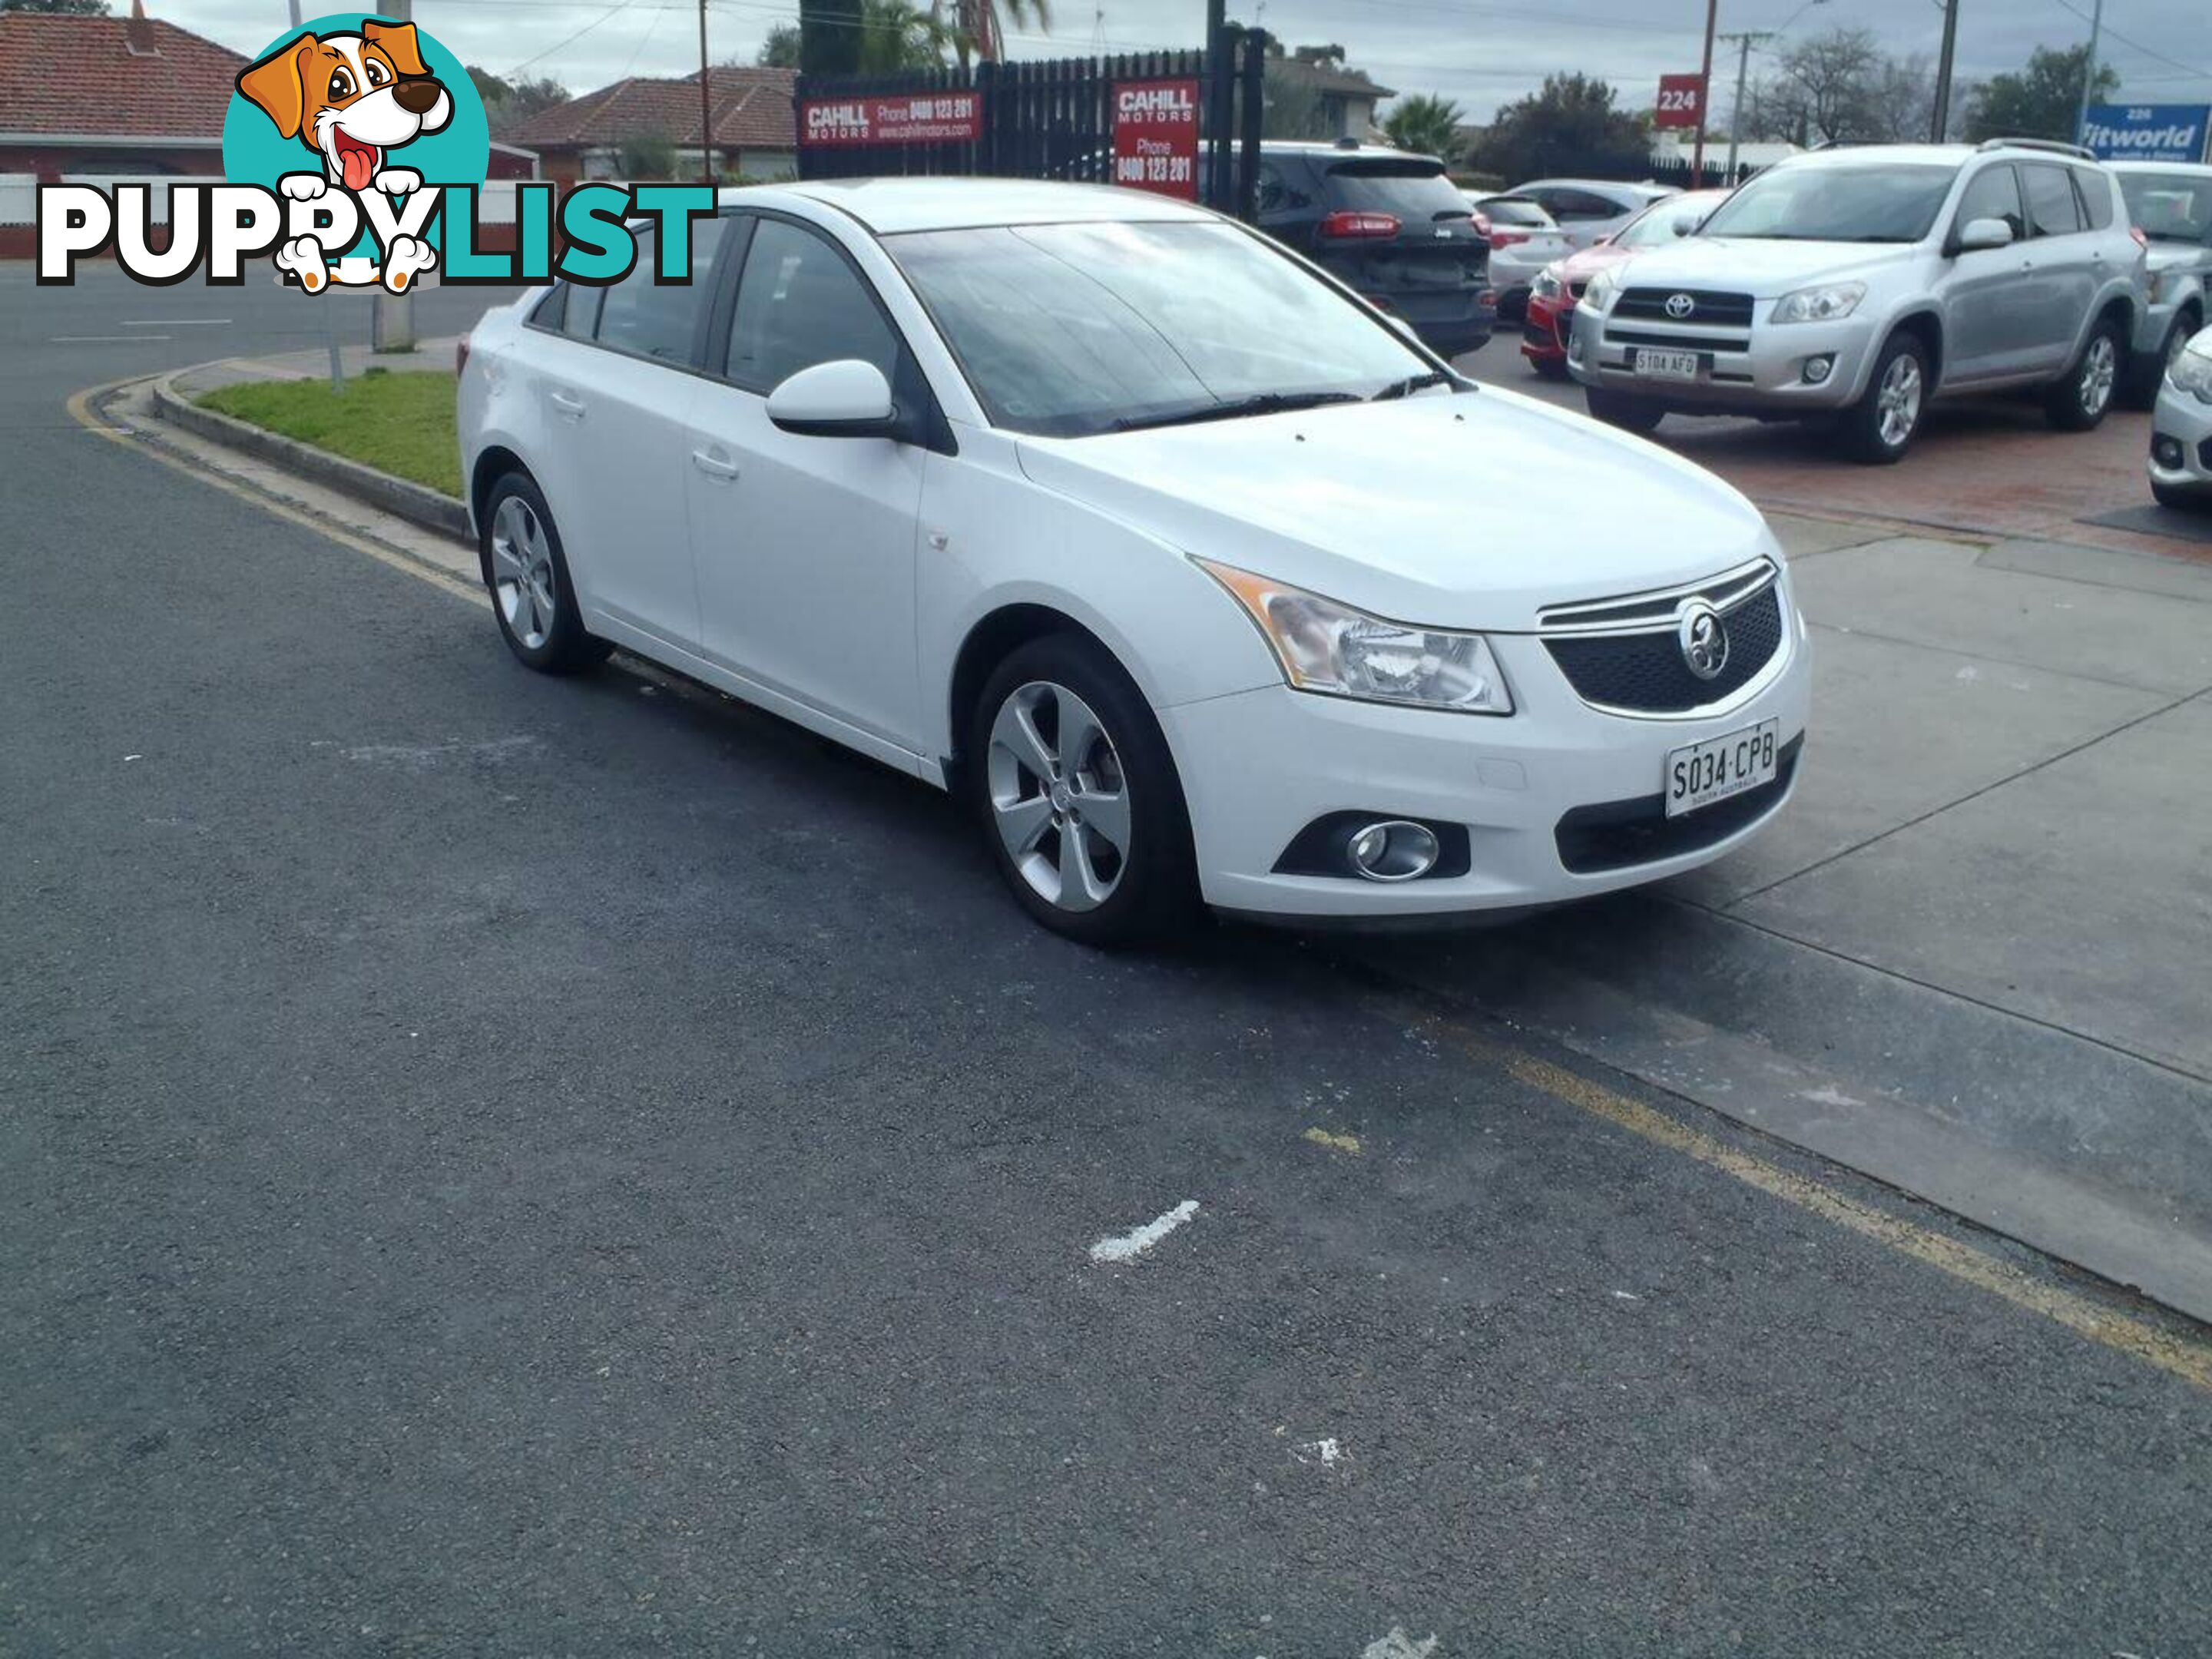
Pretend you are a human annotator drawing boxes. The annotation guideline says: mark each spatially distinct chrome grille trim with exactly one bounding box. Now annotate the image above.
[1535,558,1779,636]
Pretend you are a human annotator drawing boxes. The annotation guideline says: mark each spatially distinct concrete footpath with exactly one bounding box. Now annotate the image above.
[127,346,2212,1323]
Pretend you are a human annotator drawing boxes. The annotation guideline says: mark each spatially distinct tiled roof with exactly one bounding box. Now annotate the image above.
[0,11,247,139]
[508,67,796,151]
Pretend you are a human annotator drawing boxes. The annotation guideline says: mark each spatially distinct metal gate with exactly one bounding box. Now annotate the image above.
[793,28,1270,220]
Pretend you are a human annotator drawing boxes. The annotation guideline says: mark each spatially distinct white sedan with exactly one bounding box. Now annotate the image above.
[2151,322,2212,509]
[458,179,1810,943]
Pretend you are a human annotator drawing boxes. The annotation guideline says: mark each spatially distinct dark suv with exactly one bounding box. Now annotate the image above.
[1257,141,1495,357]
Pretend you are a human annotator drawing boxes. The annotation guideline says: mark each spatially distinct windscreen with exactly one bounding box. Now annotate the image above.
[887,220,1430,438]
[1697,163,1957,243]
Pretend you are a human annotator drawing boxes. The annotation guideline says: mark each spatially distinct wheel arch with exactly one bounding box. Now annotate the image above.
[468,445,530,584]
[1887,308,1945,388]
[945,602,1123,786]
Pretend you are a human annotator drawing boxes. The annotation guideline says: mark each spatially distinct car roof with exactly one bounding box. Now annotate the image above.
[1261,140,1431,160]
[2106,160,2212,175]
[756,177,1218,234]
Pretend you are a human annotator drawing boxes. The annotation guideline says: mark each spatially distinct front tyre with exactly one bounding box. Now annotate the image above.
[2046,316,2123,432]
[1584,388,1664,435]
[966,634,1197,946]
[2152,477,2206,512]
[482,472,611,675]
[1839,332,1927,465]
[2122,310,2199,411]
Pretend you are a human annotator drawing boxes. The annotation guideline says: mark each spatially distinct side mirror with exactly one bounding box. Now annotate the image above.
[1952,217,2014,255]
[1592,233,1613,246]
[1672,216,1697,237]
[766,359,896,438]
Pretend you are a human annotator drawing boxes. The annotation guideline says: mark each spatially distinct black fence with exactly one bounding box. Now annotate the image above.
[795,31,1270,218]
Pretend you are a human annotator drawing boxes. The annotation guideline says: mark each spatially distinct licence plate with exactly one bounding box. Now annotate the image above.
[1635,348,1702,382]
[1665,719,1780,819]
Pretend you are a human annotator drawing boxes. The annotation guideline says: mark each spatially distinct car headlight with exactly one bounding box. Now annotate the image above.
[1532,266,1565,300]
[1583,267,1621,313]
[2170,342,2212,403]
[1196,559,1513,715]
[1772,282,1867,325]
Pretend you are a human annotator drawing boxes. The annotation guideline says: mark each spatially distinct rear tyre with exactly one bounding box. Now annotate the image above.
[1531,356,1571,382]
[1839,332,1927,465]
[2122,310,2199,411]
[965,634,1197,947]
[2046,316,2123,432]
[482,472,611,675]
[1584,388,1664,435]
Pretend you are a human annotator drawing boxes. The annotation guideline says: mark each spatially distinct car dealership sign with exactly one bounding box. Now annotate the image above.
[801,91,985,147]
[1112,78,1200,199]
[2080,104,2211,164]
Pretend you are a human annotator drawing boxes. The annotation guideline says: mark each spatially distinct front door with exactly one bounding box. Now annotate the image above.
[686,214,927,754]
[1940,163,2042,385]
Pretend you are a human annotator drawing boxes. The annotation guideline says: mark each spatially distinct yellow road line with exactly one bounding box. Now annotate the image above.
[1414,1011,2212,1394]
[66,378,485,607]
[1303,1127,1363,1155]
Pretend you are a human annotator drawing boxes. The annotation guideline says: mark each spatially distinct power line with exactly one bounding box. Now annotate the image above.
[2048,0,2212,84]
[505,0,643,73]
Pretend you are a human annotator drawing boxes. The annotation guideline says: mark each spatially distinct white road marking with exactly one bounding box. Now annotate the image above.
[1088,1199,1197,1263]
[1293,1437,1343,1465]
[123,319,230,326]
[52,335,171,343]
[1361,1628,1439,1659]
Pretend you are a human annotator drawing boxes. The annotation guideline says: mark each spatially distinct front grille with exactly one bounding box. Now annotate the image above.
[1603,326,1751,353]
[1614,288,1755,327]
[1556,738,1803,874]
[1545,587,1785,714]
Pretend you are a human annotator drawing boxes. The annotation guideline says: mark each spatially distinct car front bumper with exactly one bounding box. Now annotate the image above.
[1521,292,1574,363]
[2150,379,2212,495]
[1158,608,1813,921]
[1568,302,1879,413]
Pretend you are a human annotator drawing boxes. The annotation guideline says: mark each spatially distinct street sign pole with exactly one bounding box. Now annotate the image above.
[2074,0,2105,145]
[369,0,415,354]
[1931,0,1959,141]
[1690,0,1719,187]
[1720,31,1770,184]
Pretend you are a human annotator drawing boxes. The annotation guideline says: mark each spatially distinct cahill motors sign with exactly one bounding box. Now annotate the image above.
[2080,104,2211,164]
[801,91,984,147]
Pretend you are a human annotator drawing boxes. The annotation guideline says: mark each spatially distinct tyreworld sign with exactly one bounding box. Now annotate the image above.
[2080,104,2211,164]
[1112,78,1200,199]
[801,91,985,147]
[1654,73,1706,131]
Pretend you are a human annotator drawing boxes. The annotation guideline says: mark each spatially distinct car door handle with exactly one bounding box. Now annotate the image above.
[690,449,740,482]
[548,389,585,419]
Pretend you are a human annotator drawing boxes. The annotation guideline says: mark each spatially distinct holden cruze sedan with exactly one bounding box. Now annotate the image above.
[457,179,1810,944]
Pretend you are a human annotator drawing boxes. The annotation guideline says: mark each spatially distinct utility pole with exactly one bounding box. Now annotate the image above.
[1931,0,1959,140]
[698,0,716,183]
[1719,31,1771,183]
[1690,0,1720,187]
[369,0,413,353]
[2074,0,2104,145]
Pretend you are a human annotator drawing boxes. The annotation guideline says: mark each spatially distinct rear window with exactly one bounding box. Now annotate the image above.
[1479,198,1552,227]
[2022,164,2082,237]
[1326,161,1472,223]
[2072,167,2115,229]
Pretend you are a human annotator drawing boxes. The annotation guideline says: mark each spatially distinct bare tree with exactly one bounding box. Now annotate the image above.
[1744,27,1929,146]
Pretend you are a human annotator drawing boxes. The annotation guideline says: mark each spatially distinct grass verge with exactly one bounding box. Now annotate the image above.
[197,368,461,497]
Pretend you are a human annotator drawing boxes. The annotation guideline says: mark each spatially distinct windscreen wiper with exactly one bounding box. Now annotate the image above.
[1371,369,1466,401]
[1108,390,1363,432]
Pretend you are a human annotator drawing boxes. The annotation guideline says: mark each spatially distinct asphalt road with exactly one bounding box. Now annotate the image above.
[5,266,2211,1657]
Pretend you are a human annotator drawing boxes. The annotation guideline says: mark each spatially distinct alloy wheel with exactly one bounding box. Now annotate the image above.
[985,680,1131,913]
[2080,333,2118,417]
[491,495,558,651]
[1877,353,1922,450]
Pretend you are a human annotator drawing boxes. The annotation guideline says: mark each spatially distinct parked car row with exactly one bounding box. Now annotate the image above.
[1552,140,2176,465]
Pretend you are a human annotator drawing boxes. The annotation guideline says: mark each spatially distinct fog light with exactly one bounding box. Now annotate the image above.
[1802,355,1834,385]
[2153,434,2184,469]
[1347,820,1440,882]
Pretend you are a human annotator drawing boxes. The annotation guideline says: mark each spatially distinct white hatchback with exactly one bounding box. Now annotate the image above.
[458,179,1810,943]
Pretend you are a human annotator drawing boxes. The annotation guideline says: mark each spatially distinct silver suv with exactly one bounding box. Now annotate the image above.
[2111,161,2212,407]
[1567,141,2148,463]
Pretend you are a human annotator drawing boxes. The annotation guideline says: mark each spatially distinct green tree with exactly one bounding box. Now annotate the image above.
[1964,44,2119,143]
[859,0,956,71]
[617,129,677,180]
[467,68,570,137]
[757,22,801,66]
[1475,74,1645,186]
[801,0,864,75]
[1382,93,1465,162]
[0,0,111,12]
[1260,64,1333,141]
[933,0,1050,67]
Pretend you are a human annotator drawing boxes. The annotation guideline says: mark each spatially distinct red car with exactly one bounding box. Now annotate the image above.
[1521,187,1732,378]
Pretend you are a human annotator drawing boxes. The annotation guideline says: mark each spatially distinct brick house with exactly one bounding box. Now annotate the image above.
[508,67,798,185]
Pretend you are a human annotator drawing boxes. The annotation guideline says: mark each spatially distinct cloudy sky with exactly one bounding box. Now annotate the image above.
[171,0,2212,121]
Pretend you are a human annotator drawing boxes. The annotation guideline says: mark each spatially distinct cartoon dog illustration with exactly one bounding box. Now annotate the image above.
[235,18,452,293]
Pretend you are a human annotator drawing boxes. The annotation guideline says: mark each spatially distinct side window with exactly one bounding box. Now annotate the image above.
[1551,189,1620,223]
[562,283,602,339]
[2022,164,2082,238]
[1955,165,2025,240]
[594,214,730,363]
[529,283,567,329]
[724,217,900,392]
[2072,167,2114,230]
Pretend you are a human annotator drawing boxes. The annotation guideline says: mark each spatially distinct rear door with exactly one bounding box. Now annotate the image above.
[1312,157,1488,348]
[2019,162,2098,372]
